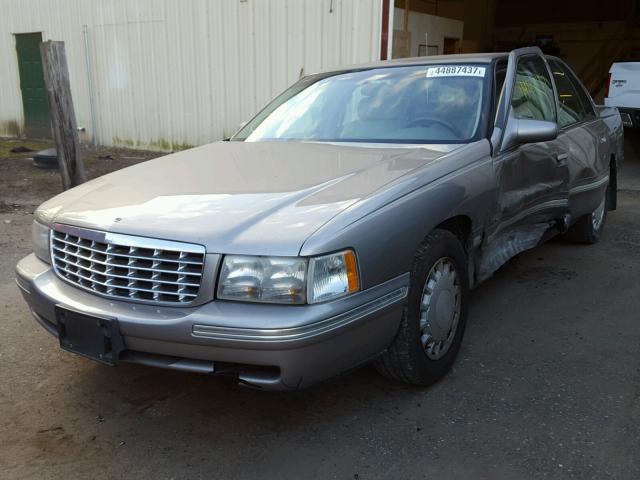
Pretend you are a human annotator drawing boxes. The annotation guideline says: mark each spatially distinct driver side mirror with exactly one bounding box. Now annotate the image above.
[502,111,558,152]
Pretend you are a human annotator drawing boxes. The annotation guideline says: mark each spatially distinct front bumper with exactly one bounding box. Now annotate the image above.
[16,254,408,390]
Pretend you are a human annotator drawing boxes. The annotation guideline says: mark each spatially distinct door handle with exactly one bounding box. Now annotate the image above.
[556,153,569,164]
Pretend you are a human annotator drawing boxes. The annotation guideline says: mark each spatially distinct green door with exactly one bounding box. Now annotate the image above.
[15,32,50,138]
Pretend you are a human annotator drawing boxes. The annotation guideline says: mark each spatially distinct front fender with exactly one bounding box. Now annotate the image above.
[299,140,496,290]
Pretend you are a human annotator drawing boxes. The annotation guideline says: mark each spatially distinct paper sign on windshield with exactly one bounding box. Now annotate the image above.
[426,66,486,78]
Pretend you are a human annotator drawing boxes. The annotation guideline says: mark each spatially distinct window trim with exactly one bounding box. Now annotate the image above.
[490,57,509,130]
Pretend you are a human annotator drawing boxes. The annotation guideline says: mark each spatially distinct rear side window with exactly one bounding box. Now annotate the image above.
[566,67,596,120]
[511,55,556,122]
[548,58,596,127]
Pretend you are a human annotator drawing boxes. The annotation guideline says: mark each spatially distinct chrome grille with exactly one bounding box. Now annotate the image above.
[50,224,205,304]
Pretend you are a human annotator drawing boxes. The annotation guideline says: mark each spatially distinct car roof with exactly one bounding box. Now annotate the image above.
[316,52,509,75]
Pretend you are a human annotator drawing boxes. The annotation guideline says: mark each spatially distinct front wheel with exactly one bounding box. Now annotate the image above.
[374,229,469,386]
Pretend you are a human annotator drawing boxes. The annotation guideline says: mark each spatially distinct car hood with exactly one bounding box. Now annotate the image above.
[38,141,460,255]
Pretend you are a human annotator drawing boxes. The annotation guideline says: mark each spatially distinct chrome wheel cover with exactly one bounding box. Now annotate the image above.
[419,257,461,360]
[591,197,606,231]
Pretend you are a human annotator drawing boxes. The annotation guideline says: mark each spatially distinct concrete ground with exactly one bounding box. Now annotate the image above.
[1,137,639,480]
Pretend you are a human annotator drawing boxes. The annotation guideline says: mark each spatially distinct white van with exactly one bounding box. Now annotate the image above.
[605,62,640,127]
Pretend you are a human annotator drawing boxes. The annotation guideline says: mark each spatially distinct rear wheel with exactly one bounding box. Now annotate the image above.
[564,187,608,244]
[375,229,469,386]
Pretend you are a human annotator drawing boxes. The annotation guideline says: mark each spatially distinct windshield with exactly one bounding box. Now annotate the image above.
[233,64,489,144]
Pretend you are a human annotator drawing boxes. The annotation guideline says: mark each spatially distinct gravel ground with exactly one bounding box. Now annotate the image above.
[0,138,161,212]
[0,138,639,479]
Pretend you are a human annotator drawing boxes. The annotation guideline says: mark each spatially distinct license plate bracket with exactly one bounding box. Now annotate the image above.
[56,306,123,366]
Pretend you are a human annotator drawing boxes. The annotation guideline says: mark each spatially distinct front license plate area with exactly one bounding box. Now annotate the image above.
[56,306,123,366]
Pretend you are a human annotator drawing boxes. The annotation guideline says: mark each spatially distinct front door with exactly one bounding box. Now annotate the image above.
[493,53,570,234]
[478,49,570,280]
[15,32,50,138]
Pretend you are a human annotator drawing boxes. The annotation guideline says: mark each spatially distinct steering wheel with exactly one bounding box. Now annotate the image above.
[405,116,462,139]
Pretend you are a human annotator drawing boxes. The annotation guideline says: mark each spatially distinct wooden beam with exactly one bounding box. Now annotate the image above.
[380,0,391,60]
[404,0,410,32]
[395,0,438,16]
[40,41,86,190]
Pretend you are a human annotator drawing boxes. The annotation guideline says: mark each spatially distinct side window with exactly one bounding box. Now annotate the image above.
[570,76,596,120]
[548,58,590,128]
[551,59,596,124]
[511,55,556,122]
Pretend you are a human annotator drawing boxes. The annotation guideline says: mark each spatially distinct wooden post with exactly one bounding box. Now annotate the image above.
[40,41,86,190]
[403,0,410,32]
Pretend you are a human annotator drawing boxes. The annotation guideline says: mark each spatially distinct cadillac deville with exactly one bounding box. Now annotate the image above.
[16,47,623,390]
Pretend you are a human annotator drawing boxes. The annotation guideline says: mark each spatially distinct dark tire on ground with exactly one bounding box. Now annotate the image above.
[564,186,609,245]
[374,229,469,386]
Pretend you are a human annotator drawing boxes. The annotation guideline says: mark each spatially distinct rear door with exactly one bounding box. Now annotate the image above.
[548,58,609,219]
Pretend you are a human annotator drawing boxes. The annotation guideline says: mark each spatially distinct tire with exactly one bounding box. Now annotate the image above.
[564,186,608,244]
[375,229,469,386]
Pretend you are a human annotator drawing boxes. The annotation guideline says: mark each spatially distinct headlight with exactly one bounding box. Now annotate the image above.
[217,255,307,304]
[308,250,359,304]
[32,220,51,264]
[217,250,360,305]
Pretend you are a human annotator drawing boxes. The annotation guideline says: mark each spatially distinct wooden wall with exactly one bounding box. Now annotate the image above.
[495,0,635,26]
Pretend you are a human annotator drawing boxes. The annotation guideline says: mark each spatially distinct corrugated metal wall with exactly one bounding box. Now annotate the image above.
[0,0,383,150]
